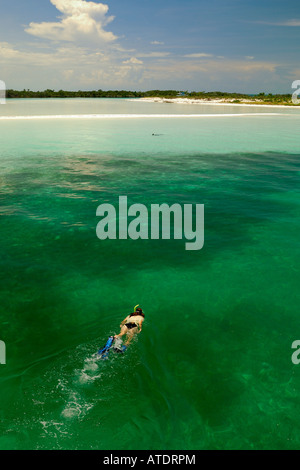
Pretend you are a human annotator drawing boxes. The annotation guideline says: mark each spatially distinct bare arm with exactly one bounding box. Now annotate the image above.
[138,318,144,332]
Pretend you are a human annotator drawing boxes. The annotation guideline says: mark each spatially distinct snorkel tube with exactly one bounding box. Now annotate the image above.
[133,304,145,318]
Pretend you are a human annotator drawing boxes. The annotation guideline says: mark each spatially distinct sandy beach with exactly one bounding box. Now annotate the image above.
[131,97,299,108]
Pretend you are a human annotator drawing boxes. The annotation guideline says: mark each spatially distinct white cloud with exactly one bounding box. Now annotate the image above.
[0,40,146,90]
[0,41,116,71]
[122,57,143,65]
[136,52,170,58]
[280,19,300,26]
[0,2,289,93]
[0,42,24,59]
[184,53,213,58]
[256,19,300,27]
[1,39,289,92]
[1,38,281,91]
[25,0,117,43]
[150,41,164,45]
[140,58,279,86]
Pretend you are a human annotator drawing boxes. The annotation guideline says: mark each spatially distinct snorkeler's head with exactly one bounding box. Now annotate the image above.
[133,305,144,316]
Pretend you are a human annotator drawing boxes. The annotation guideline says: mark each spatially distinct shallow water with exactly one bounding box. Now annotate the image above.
[0,99,300,450]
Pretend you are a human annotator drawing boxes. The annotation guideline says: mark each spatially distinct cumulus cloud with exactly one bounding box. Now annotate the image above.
[150,41,164,45]
[25,0,117,43]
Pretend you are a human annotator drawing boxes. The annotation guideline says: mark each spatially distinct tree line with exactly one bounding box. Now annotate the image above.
[5,88,294,104]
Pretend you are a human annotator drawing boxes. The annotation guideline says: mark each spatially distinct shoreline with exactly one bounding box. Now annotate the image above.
[130,97,299,108]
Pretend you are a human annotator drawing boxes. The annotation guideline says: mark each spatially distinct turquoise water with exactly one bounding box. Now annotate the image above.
[0,99,300,450]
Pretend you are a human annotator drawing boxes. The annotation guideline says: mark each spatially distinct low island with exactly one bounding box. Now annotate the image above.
[5,89,299,106]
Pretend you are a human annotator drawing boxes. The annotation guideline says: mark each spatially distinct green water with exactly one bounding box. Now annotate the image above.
[0,100,300,450]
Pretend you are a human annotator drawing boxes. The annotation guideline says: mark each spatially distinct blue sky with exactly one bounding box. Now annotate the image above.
[0,0,300,92]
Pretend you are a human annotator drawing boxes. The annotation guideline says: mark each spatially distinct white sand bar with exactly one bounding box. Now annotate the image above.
[131,97,300,108]
[0,113,284,120]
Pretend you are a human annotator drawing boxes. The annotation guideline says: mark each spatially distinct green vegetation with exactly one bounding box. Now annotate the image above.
[187,90,294,105]
[5,88,297,105]
[6,89,144,99]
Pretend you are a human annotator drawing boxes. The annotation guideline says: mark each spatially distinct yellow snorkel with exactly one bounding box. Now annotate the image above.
[134,304,139,312]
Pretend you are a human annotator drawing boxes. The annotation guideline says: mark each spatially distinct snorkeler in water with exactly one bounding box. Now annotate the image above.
[98,305,145,357]
[114,305,145,346]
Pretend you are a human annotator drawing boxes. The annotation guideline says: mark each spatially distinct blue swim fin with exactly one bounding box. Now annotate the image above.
[98,336,115,359]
